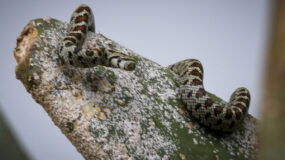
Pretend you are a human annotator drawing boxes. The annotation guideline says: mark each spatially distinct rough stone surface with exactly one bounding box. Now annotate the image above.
[14,18,258,160]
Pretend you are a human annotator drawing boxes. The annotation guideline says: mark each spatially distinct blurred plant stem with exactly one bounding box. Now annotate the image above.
[0,106,30,160]
[260,0,285,159]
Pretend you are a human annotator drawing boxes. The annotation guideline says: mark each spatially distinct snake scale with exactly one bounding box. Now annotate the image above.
[59,4,250,132]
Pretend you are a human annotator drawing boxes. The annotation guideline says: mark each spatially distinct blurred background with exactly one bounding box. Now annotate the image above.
[0,0,273,159]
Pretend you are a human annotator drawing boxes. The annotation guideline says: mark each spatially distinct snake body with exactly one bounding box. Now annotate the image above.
[168,59,250,132]
[59,4,136,71]
[60,4,250,132]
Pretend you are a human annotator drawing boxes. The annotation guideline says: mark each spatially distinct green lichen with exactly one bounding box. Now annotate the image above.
[105,70,117,85]
[16,51,43,91]
[133,56,143,62]
[162,69,179,88]
[35,18,60,35]
[149,77,158,85]
[168,97,183,108]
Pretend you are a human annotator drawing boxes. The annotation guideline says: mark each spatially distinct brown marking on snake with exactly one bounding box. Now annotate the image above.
[187,91,192,97]
[189,69,203,80]
[237,98,250,106]
[191,79,203,86]
[75,6,91,13]
[237,92,248,97]
[236,103,247,114]
[233,108,241,120]
[205,99,214,108]
[73,25,87,34]
[190,61,203,73]
[64,37,76,44]
[86,50,94,56]
[75,14,89,24]
[195,103,202,110]
[214,106,223,116]
[225,109,233,119]
[195,88,206,98]
[69,33,82,40]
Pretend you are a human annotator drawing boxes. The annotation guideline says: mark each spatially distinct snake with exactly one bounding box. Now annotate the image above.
[58,4,136,71]
[59,4,250,132]
[168,59,250,132]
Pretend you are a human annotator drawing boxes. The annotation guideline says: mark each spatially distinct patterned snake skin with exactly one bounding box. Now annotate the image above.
[168,59,250,132]
[59,4,250,132]
[59,4,136,71]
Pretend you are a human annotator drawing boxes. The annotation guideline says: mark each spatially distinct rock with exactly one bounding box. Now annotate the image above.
[14,18,258,160]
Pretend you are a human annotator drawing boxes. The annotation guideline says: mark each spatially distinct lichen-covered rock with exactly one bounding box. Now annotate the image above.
[14,17,258,160]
